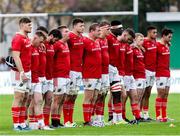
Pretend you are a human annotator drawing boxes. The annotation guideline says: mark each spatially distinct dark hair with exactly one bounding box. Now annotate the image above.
[57,25,68,31]
[100,21,110,27]
[48,29,62,39]
[19,17,31,25]
[111,20,122,26]
[125,28,135,39]
[36,26,48,34]
[111,29,122,37]
[147,26,157,31]
[35,31,47,40]
[72,18,84,26]
[161,28,173,37]
[89,23,99,32]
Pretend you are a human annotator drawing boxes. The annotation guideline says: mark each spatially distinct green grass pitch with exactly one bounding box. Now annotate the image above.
[0,94,180,135]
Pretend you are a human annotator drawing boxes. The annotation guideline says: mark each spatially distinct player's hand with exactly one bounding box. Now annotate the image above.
[20,71,29,82]
[40,43,46,50]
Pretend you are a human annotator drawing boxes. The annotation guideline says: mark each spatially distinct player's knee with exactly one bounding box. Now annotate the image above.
[132,94,139,103]
[84,96,93,104]
[45,96,53,105]
[34,98,43,106]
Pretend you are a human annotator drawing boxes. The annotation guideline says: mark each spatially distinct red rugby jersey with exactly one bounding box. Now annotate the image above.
[133,46,145,79]
[45,41,54,80]
[11,33,31,72]
[96,37,109,74]
[125,44,133,76]
[82,37,102,79]
[156,42,170,77]
[106,33,120,67]
[31,46,39,83]
[68,31,84,72]
[143,38,157,72]
[53,40,70,78]
[118,42,126,76]
[38,44,46,77]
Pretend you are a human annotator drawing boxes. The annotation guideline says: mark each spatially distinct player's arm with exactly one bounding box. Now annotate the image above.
[12,51,28,81]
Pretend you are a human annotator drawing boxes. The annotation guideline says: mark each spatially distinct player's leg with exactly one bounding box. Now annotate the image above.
[43,91,53,127]
[64,71,81,125]
[156,77,170,122]
[33,83,45,129]
[127,76,141,124]
[142,71,155,120]
[19,92,29,128]
[83,79,95,126]
[51,78,66,127]
[94,76,109,124]
[28,97,38,130]
[11,71,31,130]
[110,81,126,124]
[121,87,128,121]
[135,79,146,119]
[108,93,113,121]
[108,66,125,124]
[161,86,170,122]
[25,92,33,125]
[90,79,101,124]
[128,90,141,120]
[12,91,25,130]
[41,77,53,127]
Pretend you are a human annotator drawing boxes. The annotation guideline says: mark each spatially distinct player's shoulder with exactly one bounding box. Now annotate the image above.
[12,33,26,42]
[82,36,89,41]
[156,41,164,48]
[68,31,74,37]
[143,37,150,43]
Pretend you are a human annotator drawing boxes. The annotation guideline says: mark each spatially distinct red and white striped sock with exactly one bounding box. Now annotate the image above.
[43,106,50,126]
[162,98,167,119]
[155,97,162,119]
[131,103,141,119]
[11,107,20,128]
[69,101,75,123]
[19,106,26,128]
[83,104,91,122]
[63,100,70,124]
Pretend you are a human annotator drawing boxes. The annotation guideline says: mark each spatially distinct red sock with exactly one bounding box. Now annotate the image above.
[43,106,50,126]
[122,102,126,119]
[108,103,113,117]
[69,101,75,123]
[155,98,162,118]
[162,98,167,119]
[29,114,36,123]
[11,107,20,124]
[143,106,148,113]
[19,107,26,124]
[83,104,91,122]
[91,104,95,117]
[63,100,70,124]
[113,103,122,114]
[36,114,43,121]
[131,103,141,119]
[51,114,59,120]
[95,102,104,115]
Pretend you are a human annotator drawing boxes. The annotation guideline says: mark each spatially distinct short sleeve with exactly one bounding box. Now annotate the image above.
[12,36,23,51]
